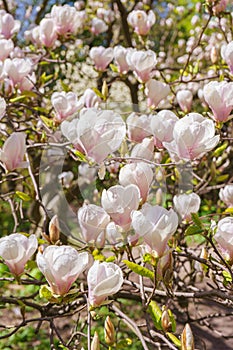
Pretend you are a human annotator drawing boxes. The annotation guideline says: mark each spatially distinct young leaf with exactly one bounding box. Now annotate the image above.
[15,191,31,202]
[123,260,154,281]
[191,213,203,228]
[148,301,162,330]
[185,225,203,236]
[166,332,181,348]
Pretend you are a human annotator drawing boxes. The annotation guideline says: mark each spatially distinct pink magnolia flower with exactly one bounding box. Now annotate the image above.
[89,46,113,71]
[51,4,82,35]
[106,222,124,247]
[131,137,154,161]
[221,41,233,74]
[145,79,170,109]
[126,49,157,82]
[127,10,155,35]
[4,58,32,86]
[173,193,201,221]
[131,203,178,257]
[203,81,233,122]
[119,162,153,202]
[150,110,178,149]
[0,132,28,172]
[87,260,123,306]
[37,245,90,295]
[61,108,126,163]
[51,91,83,121]
[215,217,233,263]
[0,233,38,276]
[163,113,220,161]
[25,26,41,47]
[39,18,58,48]
[0,11,20,39]
[113,46,131,74]
[176,90,193,113]
[78,203,110,245]
[96,8,114,24]
[101,184,140,231]
[211,0,228,14]
[91,18,108,35]
[219,184,233,207]
[126,112,152,143]
[0,39,14,61]
[0,97,6,119]
[80,88,101,108]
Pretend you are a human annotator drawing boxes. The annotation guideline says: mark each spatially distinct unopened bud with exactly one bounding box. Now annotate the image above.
[91,331,100,350]
[181,324,194,350]
[102,80,108,101]
[49,215,60,244]
[161,308,172,332]
[155,188,163,205]
[104,316,115,345]
[98,162,106,180]
[200,247,208,260]
[210,46,218,64]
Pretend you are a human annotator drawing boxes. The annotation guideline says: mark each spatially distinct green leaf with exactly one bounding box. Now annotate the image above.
[60,81,70,92]
[123,260,154,281]
[10,95,27,103]
[216,174,229,183]
[222,270,232,283]
[148,301,162,330]
[39,285,53,299]
[15,191,31,202]
[191,213,203,228]
[212,142,228,157]
[39,285,62,303]
[185,225,203,236]
[92,87,104,99]
[110,63,119,73]
[40,115,54,128]
[73,149,87,162]
[168,309,176,332]
[40,72,54,83]
[223,207,233,214]
[166,333,181,348]
[20,90,38,98]
[106,256,116,263]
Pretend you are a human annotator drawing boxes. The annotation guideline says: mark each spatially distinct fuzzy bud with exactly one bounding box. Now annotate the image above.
[181,324,194,350]
[161,308,172,332]
[91,331,100,350]
[104,316,115,345]
[101,80,108,101]
[49,215,60,244]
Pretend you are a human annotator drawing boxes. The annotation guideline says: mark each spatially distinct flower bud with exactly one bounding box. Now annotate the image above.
[210,46,218,64]
[104,316,115,345]
[200,247,208,260]
[91,331,100,350]
[49,215,60,244]
[181,324,194,350]
[161,308,172,332]
[101,80,108,101]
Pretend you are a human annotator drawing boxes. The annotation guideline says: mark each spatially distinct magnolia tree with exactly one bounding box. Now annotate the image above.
[0,0,233,349]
